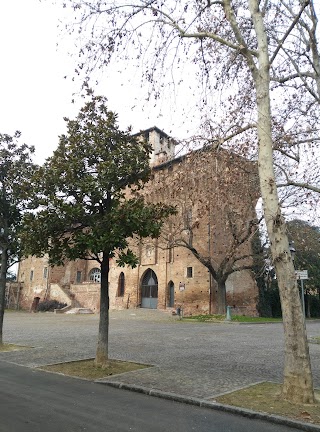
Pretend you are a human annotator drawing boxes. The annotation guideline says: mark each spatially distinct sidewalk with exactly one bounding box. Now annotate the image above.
[2,309,320,430]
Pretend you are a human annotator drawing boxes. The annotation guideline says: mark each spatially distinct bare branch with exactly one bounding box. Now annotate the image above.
[271,72,315,83]
[277,180,320,194]
[270,0,310,66]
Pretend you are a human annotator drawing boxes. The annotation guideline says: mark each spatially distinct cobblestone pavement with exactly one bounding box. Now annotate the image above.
[2,310,320,399]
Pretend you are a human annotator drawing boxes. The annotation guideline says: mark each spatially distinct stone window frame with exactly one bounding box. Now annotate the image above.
[76,271,82,283]
[168,244,174,263]
[89,268,101,283]
[186,266,193,278]
[183,207,192,230]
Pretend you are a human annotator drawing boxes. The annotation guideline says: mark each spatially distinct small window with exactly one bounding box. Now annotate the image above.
[76,271,82,283]
[118,272,125,297]
[30,270,34,281]
[184,208,192,230]
[43,267,48,279]
[186,267,193,278]
[168,246,173,263]
[89,268,101,283]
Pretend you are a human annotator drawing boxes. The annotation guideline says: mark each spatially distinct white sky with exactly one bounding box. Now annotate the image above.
[0,1,76,163]
[0,0,198,164]
[1,1,319,169]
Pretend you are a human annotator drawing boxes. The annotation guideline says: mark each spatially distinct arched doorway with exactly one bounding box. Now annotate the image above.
[141,269,158,309]
[168,281,175,307]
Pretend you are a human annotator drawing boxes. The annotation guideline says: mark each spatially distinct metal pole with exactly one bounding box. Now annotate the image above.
[182,289,184,318]
[301,279,305,319]
[208,204,212,314]
[225,305,232,321]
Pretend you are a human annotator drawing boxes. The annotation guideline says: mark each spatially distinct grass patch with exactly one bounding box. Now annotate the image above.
[39,359,150,380]
[183,314,282,323]
[4,309,24,312]
[231,315,282,323]
[0,343,30,352]
[309,336,320,344]
[216,382,320,425]
[183,314,225,322]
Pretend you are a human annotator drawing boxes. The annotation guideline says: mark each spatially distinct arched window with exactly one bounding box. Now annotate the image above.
[118,272,125,297]
[168,281,175,308]
[89,268,101,283]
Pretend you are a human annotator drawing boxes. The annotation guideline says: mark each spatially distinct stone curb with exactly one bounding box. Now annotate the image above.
[182,319,320,325]
[181,319,283,325]
[95,380,320,432]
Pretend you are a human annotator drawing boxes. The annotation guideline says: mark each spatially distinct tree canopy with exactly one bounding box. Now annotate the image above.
[288,219,320,294]
[0,131,36,344]
[63,0,320,201]
[21,95,175,363]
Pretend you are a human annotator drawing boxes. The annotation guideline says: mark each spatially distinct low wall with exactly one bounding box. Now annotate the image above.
[70,283,100,313]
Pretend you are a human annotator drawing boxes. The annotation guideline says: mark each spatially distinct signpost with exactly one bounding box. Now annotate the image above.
[295,270,308,318]
[295,270,308,280]
[179,282,185,319]
[179,282,185,291]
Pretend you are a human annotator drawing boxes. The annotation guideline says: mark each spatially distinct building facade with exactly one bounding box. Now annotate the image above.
[18,127,260,316]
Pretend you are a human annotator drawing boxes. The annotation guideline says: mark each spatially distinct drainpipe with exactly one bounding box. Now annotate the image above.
[44,256,50,300]
[136,266,140,307]
[16,283,22,310]
[208,204,212,314]
[165,257,168,309]
[136,241,141,307]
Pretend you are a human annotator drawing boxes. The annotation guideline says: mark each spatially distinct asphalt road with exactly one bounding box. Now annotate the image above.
[0,361,299,432]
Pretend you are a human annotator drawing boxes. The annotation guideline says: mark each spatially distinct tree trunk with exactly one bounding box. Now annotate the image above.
[95,253,110,366]
[249,0,314,403]
[0,248,8,345]
[216,278,227,315]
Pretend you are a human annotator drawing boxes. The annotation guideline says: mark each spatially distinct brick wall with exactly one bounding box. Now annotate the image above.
[18,142,260,316]
[18,256,49,309]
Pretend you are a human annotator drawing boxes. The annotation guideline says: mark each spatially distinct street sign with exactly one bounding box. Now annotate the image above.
[295,270,308,280]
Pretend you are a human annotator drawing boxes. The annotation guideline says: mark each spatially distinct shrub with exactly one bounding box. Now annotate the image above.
[306,294,320,318]
[37,300,67,312]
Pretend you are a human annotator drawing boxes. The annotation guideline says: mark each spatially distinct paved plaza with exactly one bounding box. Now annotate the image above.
[2,310,320,399]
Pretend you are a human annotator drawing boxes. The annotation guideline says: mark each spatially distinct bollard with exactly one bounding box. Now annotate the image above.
[225,305,232,321]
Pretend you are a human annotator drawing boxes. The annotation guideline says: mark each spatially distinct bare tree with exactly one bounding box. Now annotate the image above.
[62,0,320,403]
[151,146,261,314]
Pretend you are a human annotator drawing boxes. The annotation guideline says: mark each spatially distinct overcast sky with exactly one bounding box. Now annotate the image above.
[0,0,199,164]
[0,1,76,162]
[0,1,76,163]
[1,1,319,167]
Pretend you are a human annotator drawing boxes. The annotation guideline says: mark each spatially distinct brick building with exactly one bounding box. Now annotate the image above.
[18,127,260,316]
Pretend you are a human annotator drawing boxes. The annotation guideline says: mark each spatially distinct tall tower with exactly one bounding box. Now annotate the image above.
[141,126,176,166]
